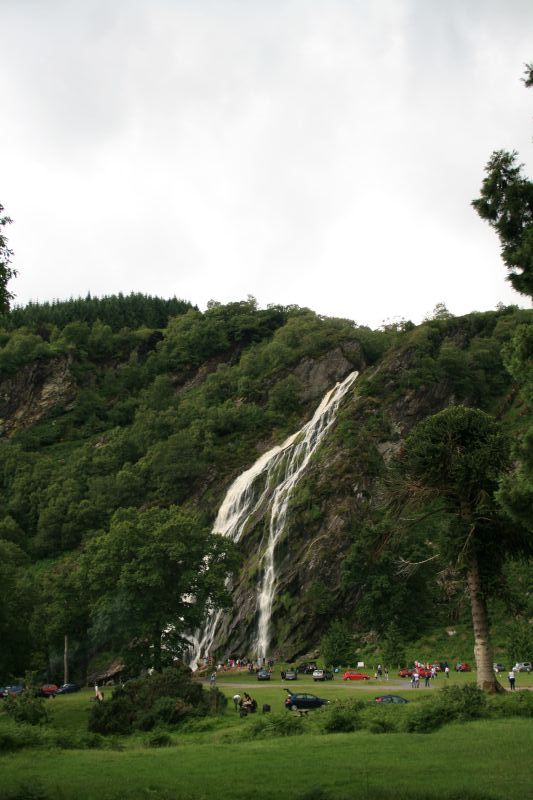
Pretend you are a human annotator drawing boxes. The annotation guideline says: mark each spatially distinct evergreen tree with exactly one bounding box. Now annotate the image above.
[472,63,533,298]
[400,406,528,692]
[0,203,17,313]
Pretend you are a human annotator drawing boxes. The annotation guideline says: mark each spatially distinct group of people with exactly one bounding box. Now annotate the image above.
[410,665,448,688]
[203,656,275,674]
[232,692,258,715]
[374,665,388,679]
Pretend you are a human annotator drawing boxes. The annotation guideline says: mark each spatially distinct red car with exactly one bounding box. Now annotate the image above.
[342,671,370,681]
[455,662,471,672]
[40,684,59,695]
[398,667,432,678]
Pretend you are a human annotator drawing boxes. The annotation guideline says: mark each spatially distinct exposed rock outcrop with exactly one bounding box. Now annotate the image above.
[293,343,363,402]
[0,356,77,437]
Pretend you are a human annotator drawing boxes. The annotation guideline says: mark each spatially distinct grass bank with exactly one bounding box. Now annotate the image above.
[0,718,531,799]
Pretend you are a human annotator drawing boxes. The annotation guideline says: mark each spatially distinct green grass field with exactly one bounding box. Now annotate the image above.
[1,672,532,800]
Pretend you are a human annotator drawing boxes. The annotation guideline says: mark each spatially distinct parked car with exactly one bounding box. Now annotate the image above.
[4,684,24,696]
[398,667,431,678]
[312,669,334,681]
[284,691,329,711]
[284,670,298,680]
[512,662,532,673]
[398,668,413,678]
[342,671,370,681]
[40,684,59,696]
[374,695,409,704]
[493,663,506,673]
[455,662,471,672]
[257,669,270,681]
[55,683,81,694]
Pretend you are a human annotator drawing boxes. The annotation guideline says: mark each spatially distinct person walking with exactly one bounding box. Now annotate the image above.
[508,670,516,691]
[444,665,450,678]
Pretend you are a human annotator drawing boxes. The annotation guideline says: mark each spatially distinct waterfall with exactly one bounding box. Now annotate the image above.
[189,370,358,669]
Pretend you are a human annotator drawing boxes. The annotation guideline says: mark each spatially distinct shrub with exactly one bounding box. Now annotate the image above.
[436,684,487,721]
[321,698,365,733]
[358,703,408,735]
[88,694,136,735]
[147,730,173,748]
[487,690,533,719]
[3,694,49,726]
[0,724,44,752]
[88,665,219,736]
[401,701,454,734]
[135,697,193,731]
[402,684,488,733]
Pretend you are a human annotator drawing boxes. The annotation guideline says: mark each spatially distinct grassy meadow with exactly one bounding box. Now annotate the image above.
[1,669,532,800]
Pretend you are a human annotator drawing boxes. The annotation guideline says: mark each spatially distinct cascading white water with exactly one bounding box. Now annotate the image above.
[189,371,358,669]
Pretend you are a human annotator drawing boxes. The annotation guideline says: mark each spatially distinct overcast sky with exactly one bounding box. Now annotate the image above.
[1,0,532,328]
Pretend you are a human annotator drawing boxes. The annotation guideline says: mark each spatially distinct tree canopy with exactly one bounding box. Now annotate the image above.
[472,63,533,298]
[401,406,514,691]
[0,203,17,313]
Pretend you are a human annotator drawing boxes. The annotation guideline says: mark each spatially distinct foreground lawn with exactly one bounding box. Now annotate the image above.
[1,718,531,799]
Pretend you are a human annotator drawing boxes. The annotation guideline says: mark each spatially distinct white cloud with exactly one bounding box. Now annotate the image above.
[1,0,531,326]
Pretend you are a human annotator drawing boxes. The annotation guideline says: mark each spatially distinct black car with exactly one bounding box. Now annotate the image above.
[257,670,270,681]
[284,691,329,711]
[55,683,81,694]
[374,695,409,704]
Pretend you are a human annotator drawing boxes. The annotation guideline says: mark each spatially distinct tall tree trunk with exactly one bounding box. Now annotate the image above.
[64,634,69,685]
[466,554,503,693]
[153,630,162,673]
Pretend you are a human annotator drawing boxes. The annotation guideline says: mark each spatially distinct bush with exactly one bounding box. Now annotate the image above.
[135,697,193,731]
[402,684,488,733]
[436,684,487,721]
[88,665,219,736]
[88,694,136,735]
[401,701,454,734]
[0,724,44,752]
[321,698,365,733]
[3,694,49,726]
[487,690,533,719]
[147,730,173,747]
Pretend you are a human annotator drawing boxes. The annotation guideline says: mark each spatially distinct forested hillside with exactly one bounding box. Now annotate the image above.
[0,294,531,682]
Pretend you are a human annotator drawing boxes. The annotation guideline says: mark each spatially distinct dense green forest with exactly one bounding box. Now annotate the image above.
[0,290,531,683]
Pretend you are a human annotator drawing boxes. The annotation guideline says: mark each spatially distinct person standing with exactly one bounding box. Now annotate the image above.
[508,670,516,691]
[444,665,450,678]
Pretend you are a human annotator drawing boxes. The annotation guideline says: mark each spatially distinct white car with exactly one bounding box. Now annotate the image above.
[312,669,334,681]
[512,662,532,673]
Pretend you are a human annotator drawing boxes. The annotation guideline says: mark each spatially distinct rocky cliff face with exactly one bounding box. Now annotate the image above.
[207,344,466,661]
[0,356,77,437]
